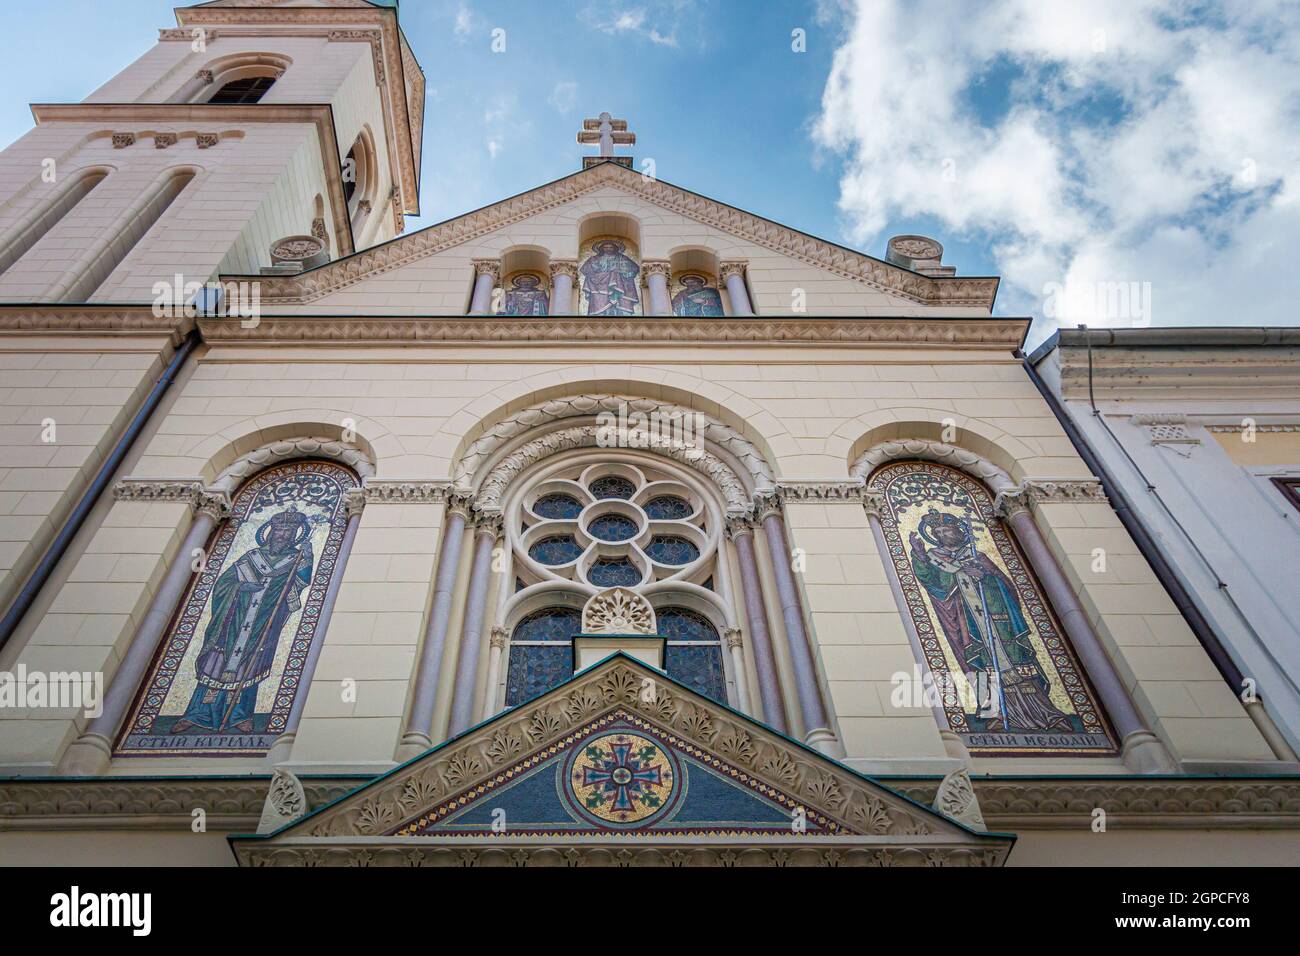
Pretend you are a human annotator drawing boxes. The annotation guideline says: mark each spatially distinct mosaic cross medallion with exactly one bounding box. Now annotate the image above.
[565,732,679,827]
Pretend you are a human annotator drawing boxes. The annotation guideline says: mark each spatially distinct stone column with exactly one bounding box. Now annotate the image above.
[642,260,672,315]
[996,490,1177,773]
[448,512,502,737]
[268,488,365,765]
[481,626,509,722]
[757,494,839,753]
[720,261,754,316]
[468,260,500,315]
[549,260,577,314]
[726,514,788,733]
[723,627,750,713]
[399,494,472,758]
[58,490,231,776]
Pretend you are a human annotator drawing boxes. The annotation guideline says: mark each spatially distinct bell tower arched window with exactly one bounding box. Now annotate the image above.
[208,76,276,104]
[869,460,1117,756]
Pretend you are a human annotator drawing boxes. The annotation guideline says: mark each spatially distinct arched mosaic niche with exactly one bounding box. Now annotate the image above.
[116,460,359,756]
[500,454,732,709]
[869,460,1117,756]
[579,235,641,316]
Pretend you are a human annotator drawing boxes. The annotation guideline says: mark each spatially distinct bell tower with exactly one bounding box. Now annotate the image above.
[0,0,423,303]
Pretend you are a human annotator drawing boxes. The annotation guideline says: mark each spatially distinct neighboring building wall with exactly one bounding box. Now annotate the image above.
[1036,334,1300,758]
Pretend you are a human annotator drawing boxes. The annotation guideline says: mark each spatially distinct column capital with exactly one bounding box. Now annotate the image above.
[753,492,783,522]
[724,511,757,539]
[472,258,501,280]
[342,487,367,519]
[642,259,672,280]
[862,490,887,517]
[196,490,232,522]
[472,510,504,537]
[724,626,743,651]
[992,488,1031,520]
[549,259,578,280]
[446,492,475,522]
[719,260,748,281]
[196,69,215,84]
[489,625,509,649]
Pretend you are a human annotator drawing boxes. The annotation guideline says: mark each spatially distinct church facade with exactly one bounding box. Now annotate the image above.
[0,0,1296,867]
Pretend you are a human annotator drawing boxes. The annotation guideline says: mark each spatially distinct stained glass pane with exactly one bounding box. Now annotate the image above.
[588,513,639,542]
[588,556,641,587]
[658,607,719,642]
[644,495,692,520]
[505,645,574,706]
[513,607,582,642]
[646,535,700,565]
[871,460,1116,756]
[589,476,636,500]
[533,493,582,519]
[528,535,583,565]
[665,645,726,703]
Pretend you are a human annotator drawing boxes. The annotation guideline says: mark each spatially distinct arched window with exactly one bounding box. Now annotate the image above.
[208,76,276,104]
[61,168,195,302]
[502,460,729,707]
[869,460,1116,756]
[115,459,359,756]
[0,167,108,279]
[343,128,377,232]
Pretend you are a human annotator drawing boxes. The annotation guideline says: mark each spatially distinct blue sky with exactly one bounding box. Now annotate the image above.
[2,0,1297,342]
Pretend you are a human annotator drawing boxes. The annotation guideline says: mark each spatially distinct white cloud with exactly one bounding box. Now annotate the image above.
[549,81,579,114]
[581,2,686,48]
[453,3,474,41]
[813,0,1300,341]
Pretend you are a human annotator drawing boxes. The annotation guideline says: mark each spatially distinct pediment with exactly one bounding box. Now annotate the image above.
[231,655,1012,866]
[227,162,998,311]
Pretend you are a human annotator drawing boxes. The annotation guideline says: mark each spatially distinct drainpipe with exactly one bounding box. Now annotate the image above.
[0,330,199,653]
[1019,343,1297,762]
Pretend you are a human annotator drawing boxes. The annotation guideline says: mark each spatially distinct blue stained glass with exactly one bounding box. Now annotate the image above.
[505,645,574,705]
[646,535,700,565]
[528,535,583,565]
[589,476,636,500]
[514,607,581,642]
[533,493,582,519]
[658,607,720,642]
[644,495,692,520]
[588,556,641,587]
[588,513,639,542]
[666,644,726,702]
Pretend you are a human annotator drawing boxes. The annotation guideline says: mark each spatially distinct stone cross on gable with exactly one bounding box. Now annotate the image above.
[577,112,635,168]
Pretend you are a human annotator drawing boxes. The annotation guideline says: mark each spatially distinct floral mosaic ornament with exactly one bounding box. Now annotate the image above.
[117,460,357,756]
[870,460,1116,756]
[565,732,679,826]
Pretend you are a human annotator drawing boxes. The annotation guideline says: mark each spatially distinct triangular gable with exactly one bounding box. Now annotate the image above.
[227,162,999,310]
[231,655,1013,866]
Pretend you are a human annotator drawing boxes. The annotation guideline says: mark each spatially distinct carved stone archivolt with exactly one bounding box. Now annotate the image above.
[473,424,752,514]
[852,439,1017,493]
[211,437,375,493]
[582,588,655,634]
[456,394,775,499]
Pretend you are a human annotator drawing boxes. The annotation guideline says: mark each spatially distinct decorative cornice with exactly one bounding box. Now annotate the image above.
[777,480,867,502]
[1207,423,1300,433]
[219,163,999,309]
[113,480,204,504]
[4,775,1296,834]
[197,315,1028,349]
[361,480,458,504]
[0,306,188,336]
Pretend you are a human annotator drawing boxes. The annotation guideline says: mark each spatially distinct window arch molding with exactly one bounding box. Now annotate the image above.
[209,435,376,495]
[191,53,291,103]
[0,165,112,279]
[850,438,1016,494]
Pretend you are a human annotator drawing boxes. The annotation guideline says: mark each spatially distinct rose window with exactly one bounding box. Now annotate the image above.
[504,461,729,707]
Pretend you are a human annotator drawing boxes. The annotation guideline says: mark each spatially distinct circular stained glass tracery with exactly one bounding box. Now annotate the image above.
[588,513,639,542]
[532,493,582,519]
[589,476,636,500]
[644,495,692,520]
[588,556,641,587]
[645,535,700,565]
[528,535,583,565]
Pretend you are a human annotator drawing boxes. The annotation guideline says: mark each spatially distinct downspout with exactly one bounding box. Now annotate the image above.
[1019,342,1297,761]
[0,329,199,653]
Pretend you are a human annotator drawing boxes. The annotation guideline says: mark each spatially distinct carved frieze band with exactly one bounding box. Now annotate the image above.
[777,481,868,503]
[361,480,460,504]
[113,480,231,519]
